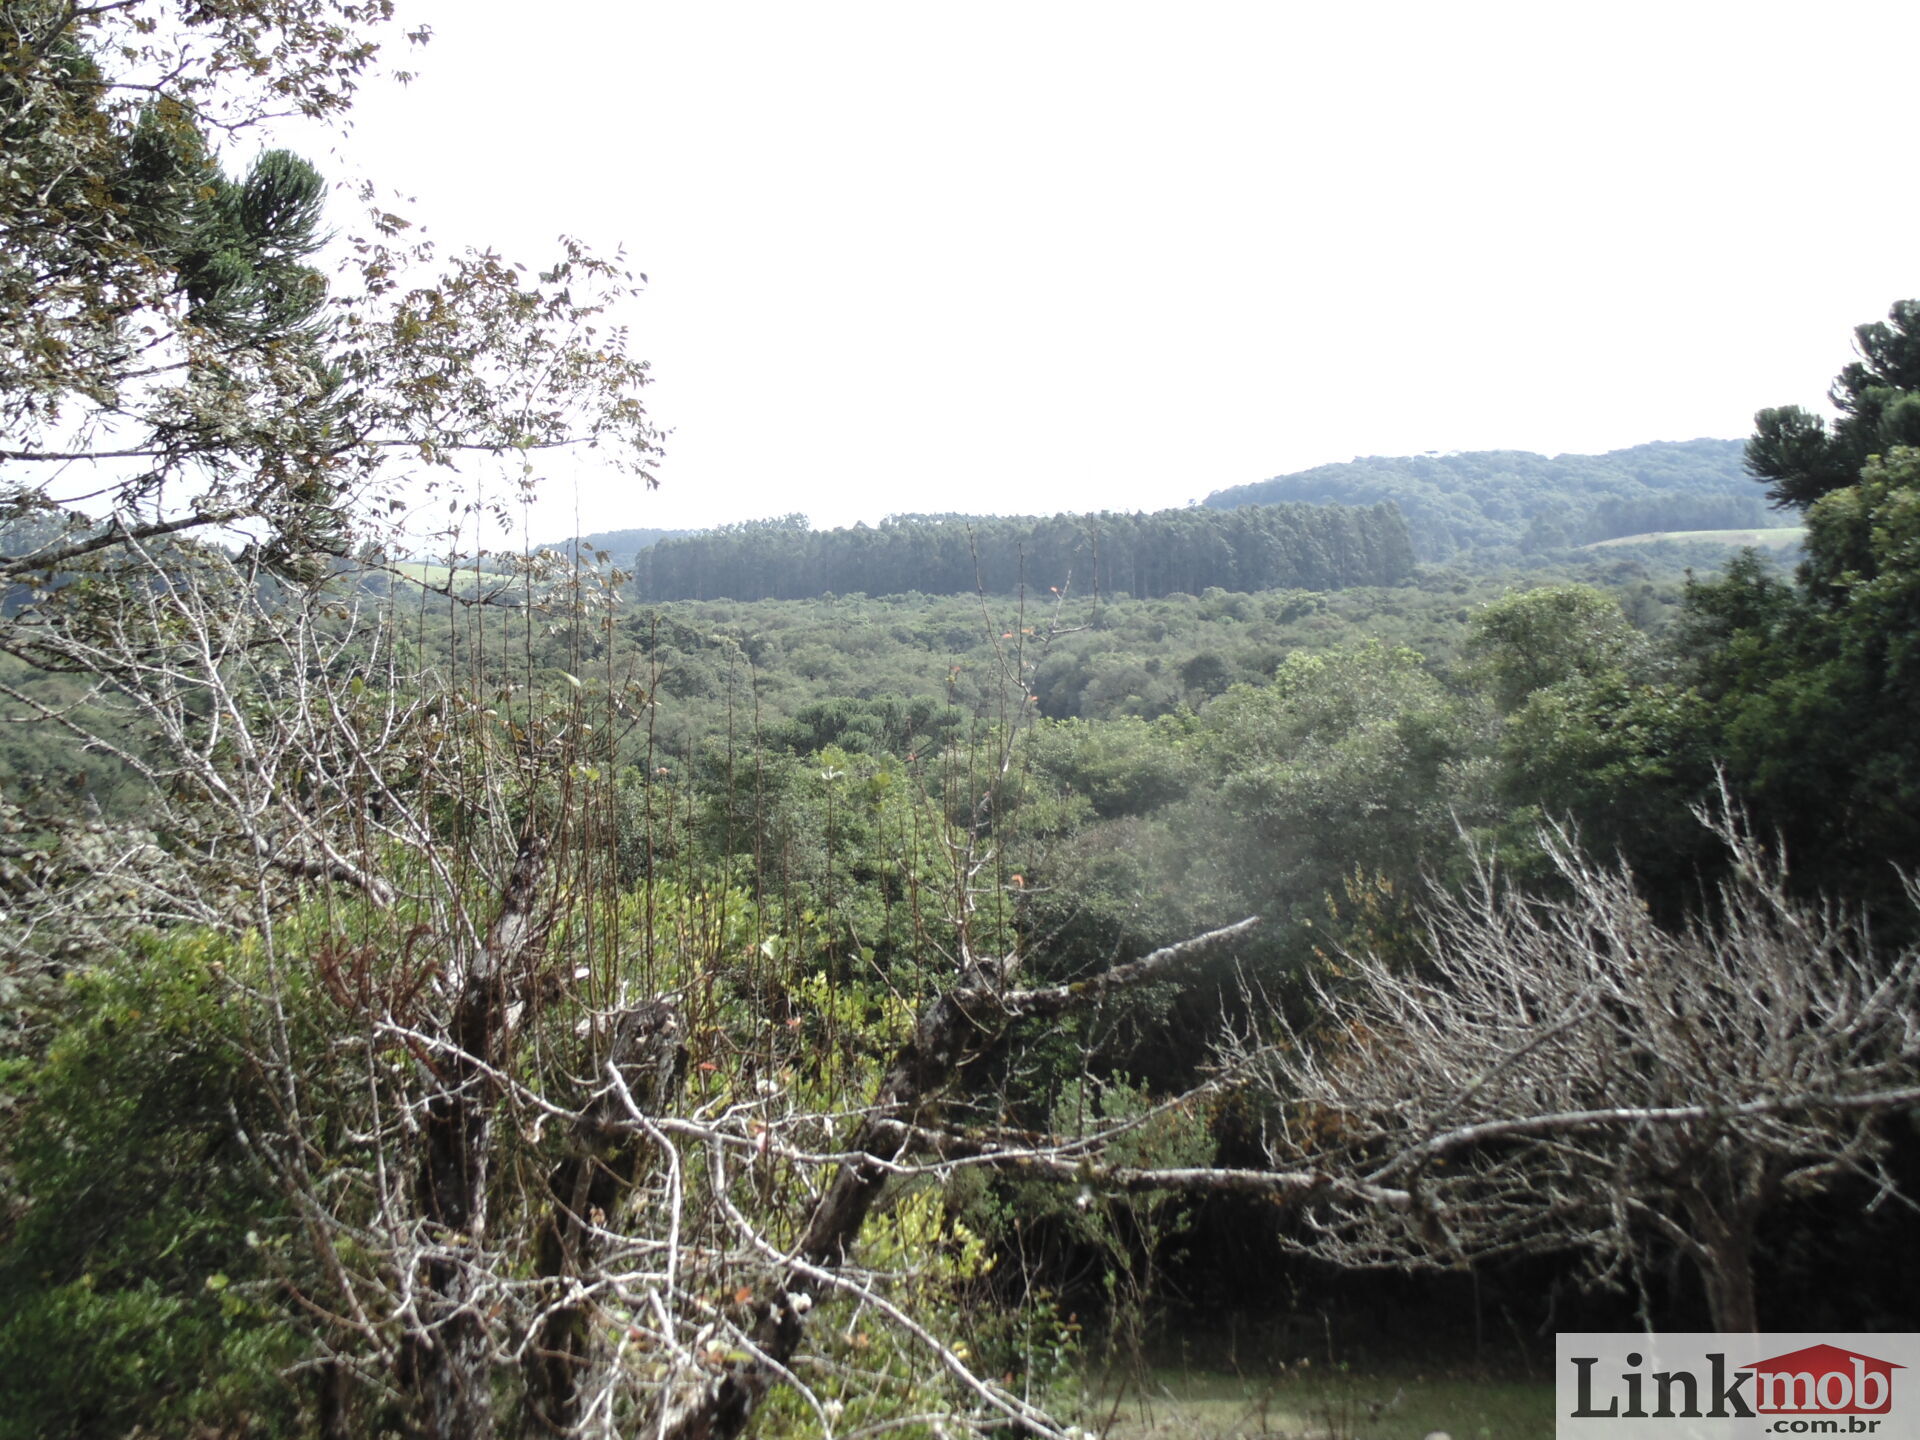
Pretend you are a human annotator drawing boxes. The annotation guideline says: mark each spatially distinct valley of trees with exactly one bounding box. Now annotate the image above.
[4,6,1920,1439]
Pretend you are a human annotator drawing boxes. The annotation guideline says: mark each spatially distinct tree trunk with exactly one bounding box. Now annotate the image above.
[1684,1188,1761,1333]
[522,999,686,1436]
[1699,1236,1759,1333]
[404,833,549,1440]
[314,1357,352,1440]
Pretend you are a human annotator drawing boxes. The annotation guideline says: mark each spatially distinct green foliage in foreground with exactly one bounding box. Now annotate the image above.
[0,933,308,1439]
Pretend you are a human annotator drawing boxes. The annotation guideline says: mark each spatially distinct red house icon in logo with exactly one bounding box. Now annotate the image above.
[1744,1344,1903,1415]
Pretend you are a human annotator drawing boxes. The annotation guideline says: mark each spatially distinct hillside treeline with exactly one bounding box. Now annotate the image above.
[1205,437,1780,558]
[628,501,1415,600]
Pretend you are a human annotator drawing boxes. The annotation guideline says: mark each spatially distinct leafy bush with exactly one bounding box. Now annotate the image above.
[0,932,308,1439]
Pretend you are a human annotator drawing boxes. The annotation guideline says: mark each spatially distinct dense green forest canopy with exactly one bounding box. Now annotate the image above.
[629,501,1415,600]
[1203,437,1779,559]
[606,555,1677,746]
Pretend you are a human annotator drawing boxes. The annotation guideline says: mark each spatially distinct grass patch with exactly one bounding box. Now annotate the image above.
[1089,1364,1554,1440]
[390,561,527,597]
[392,561,484,589]
[1584,527,1804,550]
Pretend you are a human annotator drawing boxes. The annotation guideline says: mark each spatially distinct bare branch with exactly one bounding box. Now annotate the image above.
[991,914,1261,1019]
[1246,809,1920,1331]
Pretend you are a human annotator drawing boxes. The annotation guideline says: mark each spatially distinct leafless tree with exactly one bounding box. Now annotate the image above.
[1237,802,1920,1332]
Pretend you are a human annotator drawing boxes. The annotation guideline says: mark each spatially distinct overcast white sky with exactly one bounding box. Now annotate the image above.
[297,0,1920,540]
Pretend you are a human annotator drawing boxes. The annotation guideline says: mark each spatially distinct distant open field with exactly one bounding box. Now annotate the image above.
[1584,527,1804,550]
[391,561,521,594]
[393,561,459,588]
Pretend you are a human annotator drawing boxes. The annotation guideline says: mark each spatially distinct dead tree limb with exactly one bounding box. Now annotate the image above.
[653,916,1260,1440]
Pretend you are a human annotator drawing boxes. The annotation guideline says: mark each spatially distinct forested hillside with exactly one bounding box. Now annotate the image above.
[629,501,1414,600]
[1204,437,1778,558]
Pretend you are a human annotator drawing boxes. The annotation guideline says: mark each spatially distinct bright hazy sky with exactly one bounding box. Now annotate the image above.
[298,0,1920,541]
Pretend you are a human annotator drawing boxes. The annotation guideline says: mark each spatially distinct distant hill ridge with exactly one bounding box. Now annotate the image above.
[545,526,693,563]
[1203,438,1779,560]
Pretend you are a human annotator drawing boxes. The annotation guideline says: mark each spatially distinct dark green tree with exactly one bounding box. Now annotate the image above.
[1700,446,1920,897]
[1501,443,1920,911]
[1747,300,1920,510]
